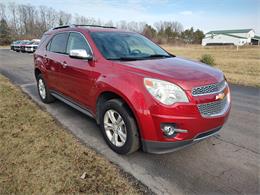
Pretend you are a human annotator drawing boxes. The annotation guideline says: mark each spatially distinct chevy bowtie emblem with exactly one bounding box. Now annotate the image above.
[216,92,225,100]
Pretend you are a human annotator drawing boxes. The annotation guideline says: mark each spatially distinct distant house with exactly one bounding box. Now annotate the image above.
[202,29,260,46]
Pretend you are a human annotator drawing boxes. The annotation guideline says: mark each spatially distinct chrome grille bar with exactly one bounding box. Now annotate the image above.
[192,80,226,96]
[197,96,229,117]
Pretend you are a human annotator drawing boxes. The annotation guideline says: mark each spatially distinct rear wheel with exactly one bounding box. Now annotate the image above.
[36,74,55,103]
[100,99,140,154]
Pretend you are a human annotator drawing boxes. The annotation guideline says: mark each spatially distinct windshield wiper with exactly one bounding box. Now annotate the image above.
[107,57,141,61]
[144,54,172,58]
[107,54,172,61]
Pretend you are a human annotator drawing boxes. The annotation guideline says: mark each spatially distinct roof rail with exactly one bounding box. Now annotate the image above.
[52,25,76,30]
[50,24,116,31]
[73,24,116,29]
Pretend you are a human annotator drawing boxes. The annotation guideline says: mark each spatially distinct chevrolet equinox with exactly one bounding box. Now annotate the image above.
[34,25,231,154]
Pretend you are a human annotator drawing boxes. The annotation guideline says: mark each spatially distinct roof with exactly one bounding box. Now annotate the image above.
[222,33,247,39]
[206,29,253,34]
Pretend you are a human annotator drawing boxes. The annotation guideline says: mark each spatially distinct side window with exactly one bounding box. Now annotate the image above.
[66,32,92,54]
[49,33,68,54]
[38,34,49,48]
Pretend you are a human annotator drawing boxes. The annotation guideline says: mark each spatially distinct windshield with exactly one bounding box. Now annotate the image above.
[90,32,172,60]
[20,41,29,44]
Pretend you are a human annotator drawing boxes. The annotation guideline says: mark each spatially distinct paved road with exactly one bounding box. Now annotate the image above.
[0,49,259,194]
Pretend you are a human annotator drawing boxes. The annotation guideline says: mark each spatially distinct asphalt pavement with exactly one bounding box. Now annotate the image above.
[0,49,259,194]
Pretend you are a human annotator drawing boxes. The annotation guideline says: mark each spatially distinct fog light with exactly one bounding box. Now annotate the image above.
[161,123,188,137]
[161,124,176,136]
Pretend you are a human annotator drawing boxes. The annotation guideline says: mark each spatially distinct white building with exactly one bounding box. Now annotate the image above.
[202,29,259,46]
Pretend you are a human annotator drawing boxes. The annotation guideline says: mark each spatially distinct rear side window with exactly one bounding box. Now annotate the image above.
[49,33,68,54]
[38,34,49,48]
[66,32,92,54]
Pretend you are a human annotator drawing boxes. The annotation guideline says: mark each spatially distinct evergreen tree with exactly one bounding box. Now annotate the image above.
[194,29,205,44]
[142,24,157,40]
[181,27,204,44]
[0,18,11,45]
[59,18,63,26]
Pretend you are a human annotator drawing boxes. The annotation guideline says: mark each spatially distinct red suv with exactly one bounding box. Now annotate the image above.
[34,25,231,154]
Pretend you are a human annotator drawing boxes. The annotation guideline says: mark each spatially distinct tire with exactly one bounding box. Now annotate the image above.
[36,74,55,103]
[100,99,140,154]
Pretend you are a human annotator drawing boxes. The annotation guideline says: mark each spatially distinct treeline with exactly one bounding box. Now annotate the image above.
[0,2,204,45]
[143,23,204,45]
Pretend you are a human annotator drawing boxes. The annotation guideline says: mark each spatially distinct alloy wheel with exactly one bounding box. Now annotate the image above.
[38,78,46,99]
[103,109,127,147]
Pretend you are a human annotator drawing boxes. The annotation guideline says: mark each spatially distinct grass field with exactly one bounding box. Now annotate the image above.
[162,45,260,87]
[0,46,9,49]
[0,75,145,194]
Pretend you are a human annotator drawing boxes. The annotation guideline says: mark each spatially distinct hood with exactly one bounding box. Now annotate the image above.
[118,57,224,90]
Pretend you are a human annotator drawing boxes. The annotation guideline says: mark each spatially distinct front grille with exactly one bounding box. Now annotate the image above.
[197,96,229,117]
[192,80,226,96]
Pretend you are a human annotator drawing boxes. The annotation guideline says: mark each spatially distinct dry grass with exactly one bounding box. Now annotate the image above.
[162,45,260,87]
[0,75,144,194]
[0,45,9,49]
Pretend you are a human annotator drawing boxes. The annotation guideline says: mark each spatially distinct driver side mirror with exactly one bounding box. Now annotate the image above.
[69,49,93,60]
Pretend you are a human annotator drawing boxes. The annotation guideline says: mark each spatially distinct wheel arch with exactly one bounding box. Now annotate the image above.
[34,68,42,79]
[95,91,143,139]
[96,91,134,123]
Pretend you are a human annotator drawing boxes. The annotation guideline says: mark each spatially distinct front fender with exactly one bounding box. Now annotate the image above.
[92,72,157,140]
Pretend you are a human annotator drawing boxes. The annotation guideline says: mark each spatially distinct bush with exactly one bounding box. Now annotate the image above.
[200,54,215,66]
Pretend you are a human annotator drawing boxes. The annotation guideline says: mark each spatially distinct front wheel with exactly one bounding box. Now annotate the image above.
[100,99,140,154]
[37,74,55,103]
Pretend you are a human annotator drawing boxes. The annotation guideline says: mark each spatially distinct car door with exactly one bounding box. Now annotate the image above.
[59,32,94,108]
[44,32,69,93]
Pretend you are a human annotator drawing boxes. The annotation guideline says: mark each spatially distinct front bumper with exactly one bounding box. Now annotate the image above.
[135,83,231,154]
[142,126,222,154]
[25,47,35,52]
[14,46,21,51]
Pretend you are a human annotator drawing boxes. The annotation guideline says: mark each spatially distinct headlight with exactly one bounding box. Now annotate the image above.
[144,78,189,105]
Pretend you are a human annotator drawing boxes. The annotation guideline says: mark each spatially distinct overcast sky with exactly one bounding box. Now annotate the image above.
[3,0,260,34]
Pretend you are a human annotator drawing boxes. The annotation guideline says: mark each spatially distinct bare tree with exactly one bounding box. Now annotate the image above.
[59,11,71,25]
[105,20,114,27]
[27,5,37,36]
[0,3,6,20]
[116,20,127,30]
[45,7,58,29]
[0,1,202,45]
[8,2,18,35]
[74,14,87,24]
[127,21,138,32]
[137,22,146,33]
[39,6,48,32]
